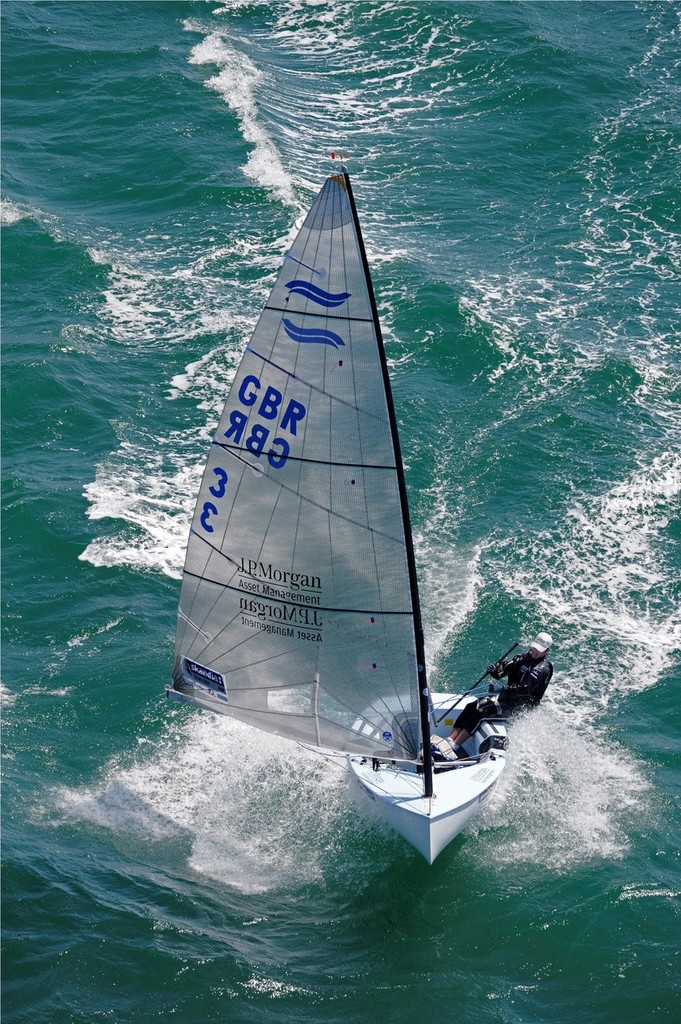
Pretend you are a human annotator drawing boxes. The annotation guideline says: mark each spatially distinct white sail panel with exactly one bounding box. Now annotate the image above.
[172,175,422,760]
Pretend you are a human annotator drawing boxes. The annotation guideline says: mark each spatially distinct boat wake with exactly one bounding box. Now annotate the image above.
[56,712,362,893]
[467,705,652,872]
[54,694,654,888]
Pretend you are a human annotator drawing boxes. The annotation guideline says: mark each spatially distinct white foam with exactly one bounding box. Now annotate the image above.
[618,885,681,901]
[57,712,356,892]
[632,358,681,429]
[459,271,591,388]
[78,195,291,576]
[493,450,681,720]
[87,247,242,347]
[468,706,652,871]
[241,976,313,998]
[20,685,73,699]
[66,618,124,649]
[0,197,66,241]
[79,308,257,577]
[187,29,296,207]
[0,197,28,226]
[167,350,222,400]
[211,1,256,14]
[54,693,652,880]
[204,0,478,205]
[0,682,17,708]
[80,435,204,579]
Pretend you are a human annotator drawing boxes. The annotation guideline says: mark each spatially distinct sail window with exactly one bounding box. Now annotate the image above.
[267,684,313,716]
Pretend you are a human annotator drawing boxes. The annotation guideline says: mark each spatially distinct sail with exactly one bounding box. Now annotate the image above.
[171,173,425,761]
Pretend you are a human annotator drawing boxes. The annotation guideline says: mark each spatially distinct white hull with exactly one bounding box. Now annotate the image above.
[348,693,508,863]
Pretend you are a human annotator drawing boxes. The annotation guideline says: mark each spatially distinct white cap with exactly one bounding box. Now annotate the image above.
[529,631,552,653]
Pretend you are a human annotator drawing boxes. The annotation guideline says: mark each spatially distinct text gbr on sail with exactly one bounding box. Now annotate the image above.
[225,374,307,468]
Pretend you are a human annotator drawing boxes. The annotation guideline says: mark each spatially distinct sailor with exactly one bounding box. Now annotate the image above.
[446,632,553,757]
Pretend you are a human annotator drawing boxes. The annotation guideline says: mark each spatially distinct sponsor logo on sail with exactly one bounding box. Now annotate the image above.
[239,596,324,643]
[238,557,321,594]
[239,598,322,628]
[182,658,228,698]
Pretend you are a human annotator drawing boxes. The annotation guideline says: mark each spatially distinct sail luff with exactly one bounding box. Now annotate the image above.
[341,171,433,797]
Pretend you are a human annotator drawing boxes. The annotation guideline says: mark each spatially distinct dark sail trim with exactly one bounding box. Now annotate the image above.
[211,439,396,471]
[247,346,387,424]
[265,304,374,324]
[343,171,433,798]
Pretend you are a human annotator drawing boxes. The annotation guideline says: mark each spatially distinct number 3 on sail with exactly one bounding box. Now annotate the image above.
[167,168,508,862]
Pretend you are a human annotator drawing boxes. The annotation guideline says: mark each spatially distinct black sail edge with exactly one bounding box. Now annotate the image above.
[342,171,434,798]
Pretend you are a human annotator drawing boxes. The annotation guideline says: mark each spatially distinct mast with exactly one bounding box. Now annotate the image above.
[342,170,433,798]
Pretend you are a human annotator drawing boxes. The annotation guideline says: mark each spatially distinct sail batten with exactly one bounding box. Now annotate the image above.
[181,570,414,618]
[265,305,375,324]
[172,172,426,765]
[211,441,397,471]
[245,344,390,422]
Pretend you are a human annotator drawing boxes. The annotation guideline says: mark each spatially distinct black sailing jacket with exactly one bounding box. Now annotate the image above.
[492,651,553,713]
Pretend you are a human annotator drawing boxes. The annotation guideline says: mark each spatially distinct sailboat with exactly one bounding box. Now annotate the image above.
[167,168,508,862]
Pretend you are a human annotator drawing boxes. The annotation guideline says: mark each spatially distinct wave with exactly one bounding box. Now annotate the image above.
[80,422,207,580]
[54,688,652,888]
[0,197,29,226]
[469,706,652,871]
[85,245,245,348]
[185,22,296,207]
[491,450,681,718]
[77,223,296,578]
[0,196,67,240]
[197,0,480,240]
[77,249,260,576]
[0,682,17,708]
[56,711,359,892]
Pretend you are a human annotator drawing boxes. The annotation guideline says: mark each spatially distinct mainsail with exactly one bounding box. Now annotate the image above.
[171,173,431,772]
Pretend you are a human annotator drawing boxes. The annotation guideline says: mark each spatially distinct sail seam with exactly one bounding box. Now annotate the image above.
[211,439,396,471]
[265,304,374,324]
[246,346,387,425]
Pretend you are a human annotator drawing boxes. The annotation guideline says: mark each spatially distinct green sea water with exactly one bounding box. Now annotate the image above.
[2,2,680,1021]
